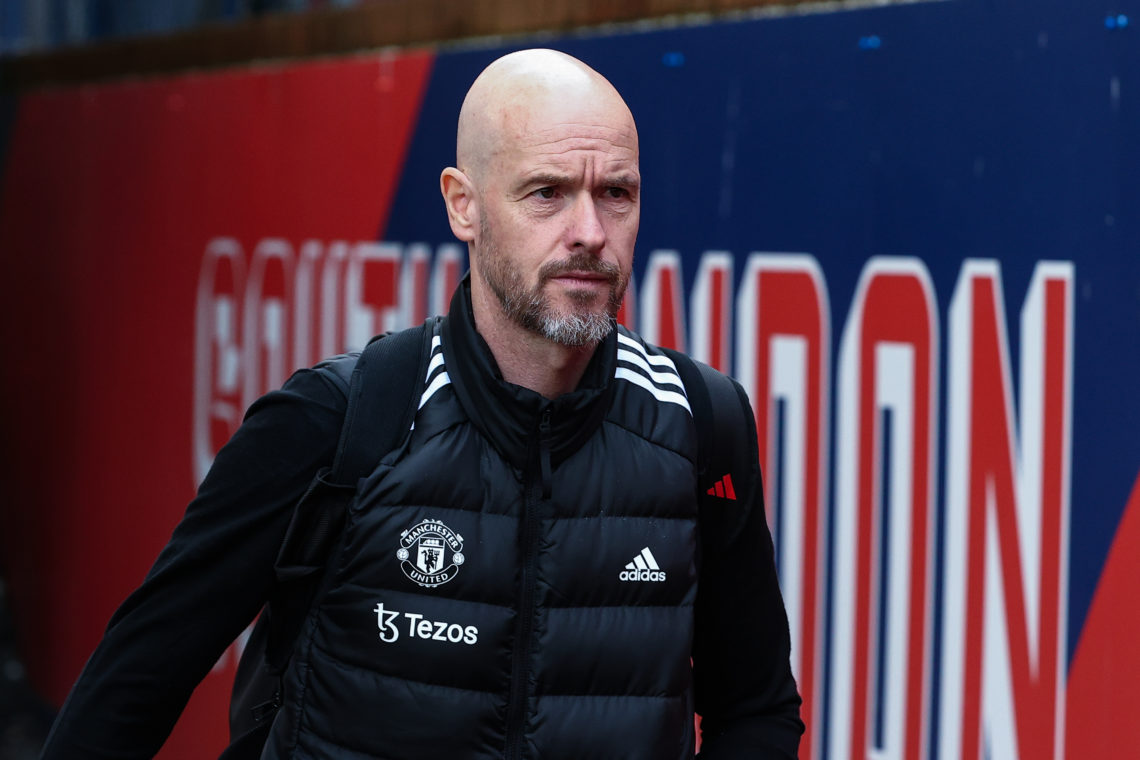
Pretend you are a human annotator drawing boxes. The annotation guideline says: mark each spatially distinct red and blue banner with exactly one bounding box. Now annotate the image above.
[1,0,1136,757]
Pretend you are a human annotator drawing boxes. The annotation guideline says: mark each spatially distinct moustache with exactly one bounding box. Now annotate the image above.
[538,254,622,284]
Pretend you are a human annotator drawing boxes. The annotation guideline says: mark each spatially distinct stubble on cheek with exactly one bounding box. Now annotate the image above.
[475,220,628,346]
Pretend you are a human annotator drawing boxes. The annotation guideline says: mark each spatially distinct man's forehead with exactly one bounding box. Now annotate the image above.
[496,109,637,159]
[522,118,635,145]
[497,131,639,185]
[514,129,637,158]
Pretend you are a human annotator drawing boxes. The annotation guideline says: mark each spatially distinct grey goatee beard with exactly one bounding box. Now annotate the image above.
[478,219,628,348]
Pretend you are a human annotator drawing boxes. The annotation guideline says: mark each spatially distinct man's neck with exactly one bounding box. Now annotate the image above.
[469,282,599,399]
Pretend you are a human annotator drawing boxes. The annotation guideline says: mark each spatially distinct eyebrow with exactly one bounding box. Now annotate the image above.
[605,173,641,191]
[515,173,573,192]
[513,171,641,194]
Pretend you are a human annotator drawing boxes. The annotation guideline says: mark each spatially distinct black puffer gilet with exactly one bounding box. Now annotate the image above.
[265,284,700,759]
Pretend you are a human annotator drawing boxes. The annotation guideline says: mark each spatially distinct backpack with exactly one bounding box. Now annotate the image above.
[223,319,437,758]
[220,326,755,758]
[662,347,764,558]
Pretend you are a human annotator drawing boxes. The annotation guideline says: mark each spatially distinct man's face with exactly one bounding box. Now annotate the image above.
[472,105,640,347]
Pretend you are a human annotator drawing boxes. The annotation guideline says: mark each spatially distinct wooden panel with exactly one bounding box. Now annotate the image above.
[0,0,837,90]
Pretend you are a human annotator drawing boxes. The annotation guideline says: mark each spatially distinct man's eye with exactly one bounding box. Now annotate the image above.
[534,187,556,199]
[605,187,629,199]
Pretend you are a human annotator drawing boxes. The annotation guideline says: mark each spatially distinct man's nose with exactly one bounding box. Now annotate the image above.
[568,193,606,253]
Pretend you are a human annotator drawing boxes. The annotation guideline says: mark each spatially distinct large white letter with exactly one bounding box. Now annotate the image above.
[690,251,734,373]
[345,241,402,350]
[241,239,293,410]
[639,250,686,351]
[736,253,830,760]
[192,237,245,482]
[940,261,1072,760]
[832,258,937,760]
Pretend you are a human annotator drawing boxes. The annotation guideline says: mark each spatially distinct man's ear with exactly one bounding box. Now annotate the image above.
[440,167,477,242]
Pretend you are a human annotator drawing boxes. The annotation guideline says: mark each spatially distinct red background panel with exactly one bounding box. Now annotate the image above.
[0,51,433,756]
[1065,470,1140,759]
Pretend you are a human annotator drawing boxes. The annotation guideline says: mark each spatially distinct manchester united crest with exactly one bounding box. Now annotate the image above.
[396,519,466,588]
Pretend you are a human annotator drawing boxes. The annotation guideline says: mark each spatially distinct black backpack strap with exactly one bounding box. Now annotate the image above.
[333,318,435,483]
[268,318,437,649]
[661,349,758,548]
[229,319,437,744]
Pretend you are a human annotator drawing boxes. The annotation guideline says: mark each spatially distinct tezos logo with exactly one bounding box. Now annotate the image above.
[396,519,465,588]
[373,602,479,645]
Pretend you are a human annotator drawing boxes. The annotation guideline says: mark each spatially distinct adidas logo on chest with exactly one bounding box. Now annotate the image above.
[619,547,667,582]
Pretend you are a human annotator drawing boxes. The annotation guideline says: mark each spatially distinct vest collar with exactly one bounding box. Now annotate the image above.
[441,276,617,471]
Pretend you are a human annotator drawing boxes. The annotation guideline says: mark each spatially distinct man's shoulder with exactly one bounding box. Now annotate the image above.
[612,326,696,415]
[310,351,362,396]
[304,318,439,397]
[614,324,696,372]
[615,325,741,403]
[614,324,658,354]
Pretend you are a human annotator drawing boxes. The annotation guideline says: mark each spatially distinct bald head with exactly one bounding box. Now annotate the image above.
[456,49,638,182]
[439,49,641,371]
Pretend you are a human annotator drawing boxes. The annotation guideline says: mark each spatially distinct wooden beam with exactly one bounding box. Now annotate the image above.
[1,0,837,90]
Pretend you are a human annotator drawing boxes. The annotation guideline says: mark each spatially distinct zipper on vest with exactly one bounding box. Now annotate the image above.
[505,407,552,760]
[538,408,553,498]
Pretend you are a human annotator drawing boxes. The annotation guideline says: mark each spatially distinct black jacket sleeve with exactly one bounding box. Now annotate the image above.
[40,367,348,759]
[693,379,804,759]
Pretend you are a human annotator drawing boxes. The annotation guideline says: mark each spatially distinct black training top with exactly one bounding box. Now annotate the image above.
[42,279,802,759]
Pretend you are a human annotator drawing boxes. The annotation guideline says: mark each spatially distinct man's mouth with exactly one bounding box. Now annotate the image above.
[551,271,611,283]
[540,255,620,287]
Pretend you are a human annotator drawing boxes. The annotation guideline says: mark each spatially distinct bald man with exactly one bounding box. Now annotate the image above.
[42,50,801,759]
[442,50,640,397]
